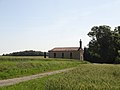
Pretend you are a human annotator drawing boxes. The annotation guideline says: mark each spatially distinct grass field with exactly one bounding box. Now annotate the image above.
[0,64,120,90]
[46,64,120,90]
[0,56,86,80]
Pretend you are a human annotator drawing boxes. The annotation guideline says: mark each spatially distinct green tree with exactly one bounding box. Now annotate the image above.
[114,26,120,50]
[114,26,120,63]
[87,25,119,63]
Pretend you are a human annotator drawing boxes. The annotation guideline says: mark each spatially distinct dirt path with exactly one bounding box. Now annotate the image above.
[0,67,75,87]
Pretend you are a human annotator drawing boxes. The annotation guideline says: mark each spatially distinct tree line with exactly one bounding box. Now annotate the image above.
[84,25,120,64]
[3,50,48,56]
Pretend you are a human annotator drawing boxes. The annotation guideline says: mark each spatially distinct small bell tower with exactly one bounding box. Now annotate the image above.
[79,39,84,60]
[79,39,82,49]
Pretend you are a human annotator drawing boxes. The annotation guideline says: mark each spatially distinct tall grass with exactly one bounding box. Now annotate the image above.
[45,64,120,90]
[0,56,83,80]
[0,64,120,90]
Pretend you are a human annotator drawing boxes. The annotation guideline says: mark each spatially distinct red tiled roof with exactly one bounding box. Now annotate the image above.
[49,47,82,52]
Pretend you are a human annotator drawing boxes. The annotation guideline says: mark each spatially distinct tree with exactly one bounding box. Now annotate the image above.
[3,50,45,56]
[114,26,120,50]
[86,25,120,63]
[114,26,120,63]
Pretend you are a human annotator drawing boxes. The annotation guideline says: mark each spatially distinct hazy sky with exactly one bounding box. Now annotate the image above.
[0,0,120,55]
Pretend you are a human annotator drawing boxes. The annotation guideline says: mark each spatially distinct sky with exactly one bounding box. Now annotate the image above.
[0,0,120,55]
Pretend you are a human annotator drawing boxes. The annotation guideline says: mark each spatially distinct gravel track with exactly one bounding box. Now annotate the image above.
[0,67,75,87]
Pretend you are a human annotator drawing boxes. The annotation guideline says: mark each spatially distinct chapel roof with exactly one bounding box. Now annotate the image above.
[49,47,83,52]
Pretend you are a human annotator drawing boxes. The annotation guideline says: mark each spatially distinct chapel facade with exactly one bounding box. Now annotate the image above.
[48,40,84,60]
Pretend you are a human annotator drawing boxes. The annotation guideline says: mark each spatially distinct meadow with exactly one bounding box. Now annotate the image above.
[46,64,120,90]
[0,56,85,80]
[0,64,120,90]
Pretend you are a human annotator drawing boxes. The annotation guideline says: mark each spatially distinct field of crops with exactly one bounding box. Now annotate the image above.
[0,64,120,90]
[46,64,120,90]
[0,56,85,80]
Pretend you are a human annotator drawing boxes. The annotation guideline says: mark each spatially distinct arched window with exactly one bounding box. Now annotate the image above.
[62,53,64,58]
[54,53,56,58]
[70,52,72,59]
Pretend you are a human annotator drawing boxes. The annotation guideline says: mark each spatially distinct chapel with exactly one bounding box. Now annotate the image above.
[48,39,84,60]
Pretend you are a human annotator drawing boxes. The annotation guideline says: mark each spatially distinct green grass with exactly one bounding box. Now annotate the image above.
[0,75,50,90]
[46,64,120,90]
[0,56,86,80]
[0,64,120,90]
